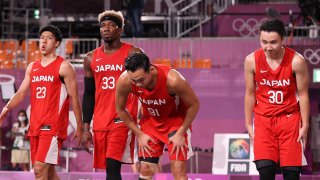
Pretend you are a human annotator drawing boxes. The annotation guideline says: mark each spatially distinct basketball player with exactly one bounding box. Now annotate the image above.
[244,18,309,180]
[0,25,82,179]
[80,10,142,180]
[116,53,200,180]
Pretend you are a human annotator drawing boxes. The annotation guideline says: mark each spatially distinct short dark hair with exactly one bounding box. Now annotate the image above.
[39,25,63,43]
[124,53,150,73]
[259,18,286,39]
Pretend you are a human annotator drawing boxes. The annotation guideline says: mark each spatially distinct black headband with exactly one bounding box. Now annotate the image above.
[99,15,123,28]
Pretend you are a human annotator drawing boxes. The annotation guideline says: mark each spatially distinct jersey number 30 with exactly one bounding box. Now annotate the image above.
[268,90,283,104]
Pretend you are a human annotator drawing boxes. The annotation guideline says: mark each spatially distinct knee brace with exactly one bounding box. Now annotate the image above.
[139,157,159,164]
[255,160,277,180]
[282,166,301,180]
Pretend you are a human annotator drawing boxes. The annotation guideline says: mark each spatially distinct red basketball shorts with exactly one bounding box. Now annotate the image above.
[93,123,135,169]
[138,129,193,161]
[30,135,63,165]
[253,111,307,167]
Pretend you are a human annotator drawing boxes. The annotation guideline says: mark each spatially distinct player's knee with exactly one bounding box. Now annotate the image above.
[140,157,159,177]
[171,160,187,176]
[282,166,301,180]
[140,162,156,175]
[33,163,46,178]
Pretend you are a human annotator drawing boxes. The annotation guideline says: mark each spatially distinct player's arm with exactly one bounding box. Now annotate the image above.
[82,51,95,130]
[116,72,155,157]
[80,51,95,152]
[60,60,82,145]
[167,69,199,136]
[292,53,309,148]
[116,72,143,136]
[0,63,33,125]
[244,53,256,141]
[167,69,200,158]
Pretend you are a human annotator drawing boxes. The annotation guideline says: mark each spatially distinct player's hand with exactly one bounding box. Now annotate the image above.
[0,107,9,126]
[72,124,83,148]
[169,132,188,160]
[246,125,254,144]
[80,130,93,154]
[138,133,156,159]
[297,126,308,151]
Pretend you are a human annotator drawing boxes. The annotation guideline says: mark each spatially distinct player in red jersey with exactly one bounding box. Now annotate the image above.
[116,53,200,180]
[0,25,82,179]
[80,10,142,180]
[244,19,309,180]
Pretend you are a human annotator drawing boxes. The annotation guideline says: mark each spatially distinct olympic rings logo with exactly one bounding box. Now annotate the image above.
[303,49,320,65]
[232,18,267,37]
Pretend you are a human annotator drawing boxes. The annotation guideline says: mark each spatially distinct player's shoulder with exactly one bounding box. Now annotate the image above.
[244,52,256,73]
[292,50,305,63]
[119,71,130,83]
[59,58,75,75]
[84,50,95,60]
[118,71,132,91]
[292,50,307,72]
[167,68,185,87]
[245,52,255,63]
[25,61,36,74]
[128,45,144,56]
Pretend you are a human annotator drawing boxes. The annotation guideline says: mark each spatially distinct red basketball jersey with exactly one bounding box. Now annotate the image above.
[131,65,187,138]
[90,43,138,131]
[28,56,70,139]
[254,47,299,116]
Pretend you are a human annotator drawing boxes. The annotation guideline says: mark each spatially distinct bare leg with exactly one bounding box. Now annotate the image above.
[170,160,187,180]
[33,161,50,180]
[48,165,60,180]
[140,161,160,180]
[132,162,141,173]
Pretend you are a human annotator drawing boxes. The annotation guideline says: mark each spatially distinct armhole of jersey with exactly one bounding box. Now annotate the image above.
[125,44,133,57]
[89,48,99,70]
[57,57,65,84]
[30,60,37,71]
